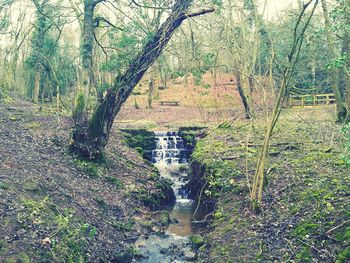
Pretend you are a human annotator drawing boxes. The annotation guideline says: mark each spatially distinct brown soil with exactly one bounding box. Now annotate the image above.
[0,100,169,262]
[117,72,274,129]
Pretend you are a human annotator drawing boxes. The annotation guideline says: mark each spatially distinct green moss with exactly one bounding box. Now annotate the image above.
[16,197,92,261]
[23,180,40,192]
[18,252,31,263]
[295,246,312,262]
[179,127,206,149]
[137,181,175,210]
[0,240,8,254]
[25,122,42,129]
[94,198,108,210]
[121,129,156,160]
[113,247,137,263]
[0,182,9,190]
[9,115,17,121]
[5,256,17,263]
[105,176,124,189]
[140,221,153,230]
[159,211,170,226]
[343,227,350,241]
[72,92,85,121]
[190,235,205,249]
[138,194,160,209]
[336,246,350,263]
[113,220,134,232]
[292,221,319,238]
[134,146,144,156]
[75,159,105,178]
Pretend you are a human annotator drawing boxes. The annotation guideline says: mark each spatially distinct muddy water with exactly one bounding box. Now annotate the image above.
[134,131,204,262]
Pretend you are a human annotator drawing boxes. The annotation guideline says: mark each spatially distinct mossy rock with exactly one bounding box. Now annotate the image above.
[112,247,137,263]
[158,211,170,227]
[190,235,205,249]
[140,221,153,230]
[179,126,206,150]
[137,179,175,210]
[121,129,156,160]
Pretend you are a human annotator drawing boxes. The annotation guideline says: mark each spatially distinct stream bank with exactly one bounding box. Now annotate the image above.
[187,111,350,262]
[0,102,176,262]
[123,129,208,262]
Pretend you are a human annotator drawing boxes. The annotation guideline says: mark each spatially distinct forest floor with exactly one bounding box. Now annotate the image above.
[1,76,349,262]
[0,99,174,262]
[190,106,350,262]
[117,72,273,130]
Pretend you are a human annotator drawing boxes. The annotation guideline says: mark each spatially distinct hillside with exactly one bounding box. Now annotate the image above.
[189,107,350,262]
[0,100,172,262]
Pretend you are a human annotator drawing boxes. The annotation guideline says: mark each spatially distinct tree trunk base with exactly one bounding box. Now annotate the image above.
[70,124,104,161]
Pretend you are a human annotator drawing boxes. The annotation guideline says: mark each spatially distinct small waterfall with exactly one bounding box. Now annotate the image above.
[135,131,199,263]
[151,131,193,207]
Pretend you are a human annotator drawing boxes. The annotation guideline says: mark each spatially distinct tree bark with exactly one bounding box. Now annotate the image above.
[236,72,252,119]
[321,0,347,122]
[71,1,214,160]
[344,33,350,122]
[33,70,40,104]
[147,76,155,109]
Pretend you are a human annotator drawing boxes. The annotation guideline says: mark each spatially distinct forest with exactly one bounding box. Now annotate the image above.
[0,0,349,262]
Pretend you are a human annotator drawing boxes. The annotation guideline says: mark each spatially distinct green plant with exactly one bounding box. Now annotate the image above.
[341,124,350,166]
[105,176,124,189]
[113,220,134,232]
[336,246,350,263]
[72,92,86,122]
[190,235,205,249]
[75,159,105,178]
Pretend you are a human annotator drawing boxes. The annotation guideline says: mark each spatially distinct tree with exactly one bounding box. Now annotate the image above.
[251,0,319,208]
[330,0,350,122]
[0,0,13,100]
[320,0,347,123]
[71,0,214,160]
[26,0,66,104]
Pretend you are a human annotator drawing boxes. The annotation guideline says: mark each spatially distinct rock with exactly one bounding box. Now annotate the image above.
[189,235,205,249]
[41,237,51,246]
[183,250,196,261]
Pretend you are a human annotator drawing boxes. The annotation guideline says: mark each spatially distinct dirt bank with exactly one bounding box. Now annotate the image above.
[189,107,350,262]
[0,100,172,262]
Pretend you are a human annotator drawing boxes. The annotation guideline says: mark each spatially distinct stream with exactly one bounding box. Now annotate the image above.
[134,131,203,262]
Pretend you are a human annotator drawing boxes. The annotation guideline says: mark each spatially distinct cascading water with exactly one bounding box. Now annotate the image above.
[134,131,199,262]
[152,131,192,207]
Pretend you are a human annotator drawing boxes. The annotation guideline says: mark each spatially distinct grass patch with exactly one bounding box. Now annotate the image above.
[105,176,124,189]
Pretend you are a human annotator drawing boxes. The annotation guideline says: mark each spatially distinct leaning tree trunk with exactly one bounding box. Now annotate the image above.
[71,0,214,160]
[236,71,252,119]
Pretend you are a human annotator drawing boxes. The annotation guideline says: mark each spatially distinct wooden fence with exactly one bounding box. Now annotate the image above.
[288,93,336,108]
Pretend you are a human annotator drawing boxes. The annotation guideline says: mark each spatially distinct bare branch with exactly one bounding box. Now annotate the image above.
[94,16,123,30]
[130,0,172,10]
[186,8,215,18]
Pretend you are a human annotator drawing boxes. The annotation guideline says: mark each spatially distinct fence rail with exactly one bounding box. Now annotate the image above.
[288,93,336,108]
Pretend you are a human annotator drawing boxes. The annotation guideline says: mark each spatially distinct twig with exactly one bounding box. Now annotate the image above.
[296,237,329,257]
[326,219,350,234]
[192,179,208,221]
